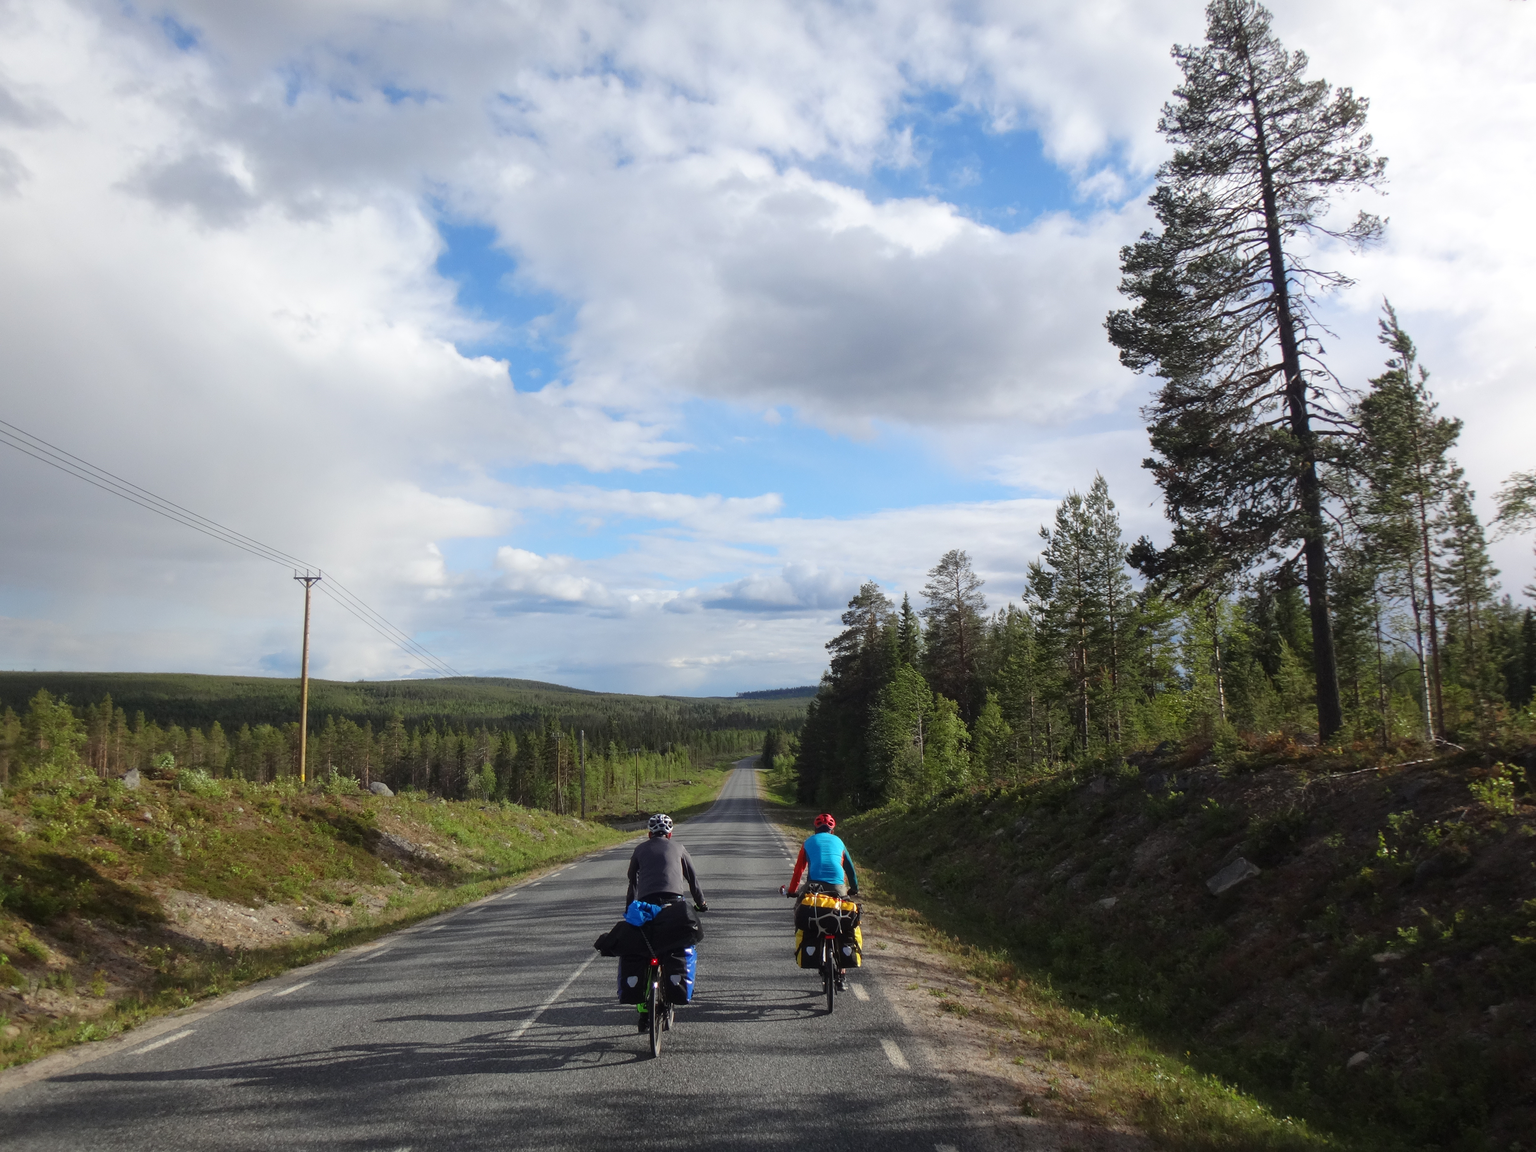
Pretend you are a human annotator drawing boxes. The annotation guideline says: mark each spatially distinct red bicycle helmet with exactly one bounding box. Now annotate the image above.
[813,813,836,832]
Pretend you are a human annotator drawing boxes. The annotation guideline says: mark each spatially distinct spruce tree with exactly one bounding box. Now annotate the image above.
[1438,484,1499,736]
[1025,476,1138,755]
[796,582,896,806]
[1107,0,1386,741]
[897,594,923,666]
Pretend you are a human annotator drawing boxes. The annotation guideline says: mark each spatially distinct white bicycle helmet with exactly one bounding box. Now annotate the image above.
[647,813,674,836]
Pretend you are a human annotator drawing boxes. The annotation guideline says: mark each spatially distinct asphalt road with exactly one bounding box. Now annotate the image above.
[0,761,1006,1151]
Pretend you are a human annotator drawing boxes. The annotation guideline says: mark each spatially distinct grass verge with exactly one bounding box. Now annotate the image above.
[0,771,685,1070]
[851,863,1337,1150]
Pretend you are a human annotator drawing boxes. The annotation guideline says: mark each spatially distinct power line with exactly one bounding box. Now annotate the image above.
[0,418,462,678]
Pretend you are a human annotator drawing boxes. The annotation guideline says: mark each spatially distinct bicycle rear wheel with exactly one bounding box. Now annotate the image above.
[822,938,835,1015]
[648,974,663,1057]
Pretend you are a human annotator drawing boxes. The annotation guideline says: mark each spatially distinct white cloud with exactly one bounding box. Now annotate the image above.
[0,0,1532,693]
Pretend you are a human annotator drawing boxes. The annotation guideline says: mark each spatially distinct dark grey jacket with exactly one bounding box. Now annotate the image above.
[626,835,705,905]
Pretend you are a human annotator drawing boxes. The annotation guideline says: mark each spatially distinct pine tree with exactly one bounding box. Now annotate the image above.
[921,550,987,718]
[1107,0,1386,741]
[1086,475,1137,744]
[1352,302,1462,739]
[1028,493,1097,753]
[18,690,86,784]
[1493,468,1536,602]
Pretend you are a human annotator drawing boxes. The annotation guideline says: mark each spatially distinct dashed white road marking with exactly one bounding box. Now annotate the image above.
[357,948,392,962]
[507,953,600,1041]
[424,924,445,932]
[880,1038,910,1069]
[133,1029,194,1055]
[849,984,869,1001]
[936,1144,959,1152]
[271,981,313,998]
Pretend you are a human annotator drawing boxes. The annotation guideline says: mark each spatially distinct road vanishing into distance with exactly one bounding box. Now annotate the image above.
[0,761,1007,1152]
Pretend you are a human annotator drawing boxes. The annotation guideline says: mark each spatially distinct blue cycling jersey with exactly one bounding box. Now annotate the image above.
[803,831,855,886]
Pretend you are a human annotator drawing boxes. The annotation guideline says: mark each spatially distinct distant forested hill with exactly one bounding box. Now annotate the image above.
[0,671,807,741]
[735,686,818,700]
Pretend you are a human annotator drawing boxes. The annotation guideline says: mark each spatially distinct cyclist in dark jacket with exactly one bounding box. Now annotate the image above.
[626,813,708,908]
[626,813,706,1032]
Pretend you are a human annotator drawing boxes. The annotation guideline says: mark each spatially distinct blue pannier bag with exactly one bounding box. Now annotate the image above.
[663,947,697,1004]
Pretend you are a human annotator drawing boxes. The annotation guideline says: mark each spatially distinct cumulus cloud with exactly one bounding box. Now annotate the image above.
[0,0,1531,693]
[702,563,858,613]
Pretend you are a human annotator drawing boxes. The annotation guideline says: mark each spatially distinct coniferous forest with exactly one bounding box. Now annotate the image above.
[0,673,800,811]
[793,0,1536,812]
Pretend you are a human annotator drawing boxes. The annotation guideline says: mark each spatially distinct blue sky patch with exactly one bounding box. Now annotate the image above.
[435,222,571,387]
[814,95,1081,232]
[155,14,199,52]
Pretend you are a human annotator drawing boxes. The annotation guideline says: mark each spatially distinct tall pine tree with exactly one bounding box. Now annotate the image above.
[1107,0,1386,741]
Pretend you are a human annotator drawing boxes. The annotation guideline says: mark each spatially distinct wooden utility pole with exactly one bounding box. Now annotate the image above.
[631,747,642,813]
[579,730,587,820]
[294,572,322,784]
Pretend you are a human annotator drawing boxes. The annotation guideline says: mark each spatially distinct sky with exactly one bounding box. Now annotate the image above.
[1,0,1533,696]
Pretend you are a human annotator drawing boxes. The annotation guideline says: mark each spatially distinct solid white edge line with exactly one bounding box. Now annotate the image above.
[507,952,601,1041]
[132,1029,194,1055]
[880,1038,910,1070]
[271,981,313,998]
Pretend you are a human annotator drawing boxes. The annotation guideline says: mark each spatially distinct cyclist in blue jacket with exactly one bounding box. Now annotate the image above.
[785,812,858,898]
[783,813,859,989]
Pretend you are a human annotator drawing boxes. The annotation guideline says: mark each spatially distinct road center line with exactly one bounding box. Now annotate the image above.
[271,981,312,998]
[507,953,600,1042]
[880,1038,910,1070]
[133,1029,194,1055]
[850,984,870,1001]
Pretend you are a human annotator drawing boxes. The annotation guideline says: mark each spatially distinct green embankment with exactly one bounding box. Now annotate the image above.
[0,766,727,1070]
[838,747,1536,1151]
[761,763,1326,1149]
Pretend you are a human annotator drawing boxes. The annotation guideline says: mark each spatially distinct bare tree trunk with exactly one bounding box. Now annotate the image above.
[1243,48,1343,741]
[1408,566,1434,742]
[1211,602,1228,726]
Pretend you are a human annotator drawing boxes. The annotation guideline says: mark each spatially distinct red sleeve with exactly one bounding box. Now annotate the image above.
[788,845,808,891]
